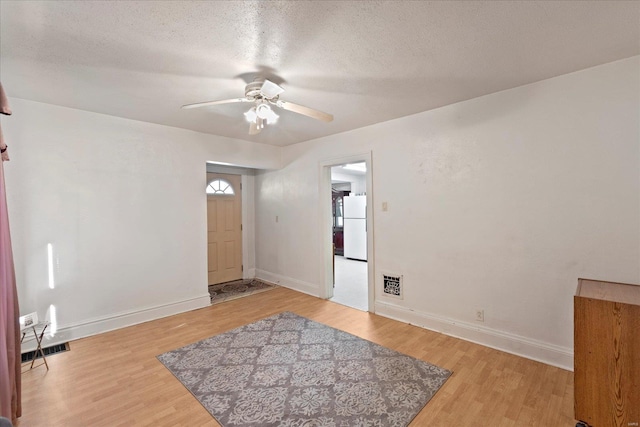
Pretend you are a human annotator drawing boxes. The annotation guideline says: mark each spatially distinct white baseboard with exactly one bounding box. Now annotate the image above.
[255,269,319,297]
[20,294,211,353]
[375,300,573,371]
[243,268,257,280]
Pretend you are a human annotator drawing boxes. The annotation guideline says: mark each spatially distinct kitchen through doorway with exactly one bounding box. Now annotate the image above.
[330,162,368,311]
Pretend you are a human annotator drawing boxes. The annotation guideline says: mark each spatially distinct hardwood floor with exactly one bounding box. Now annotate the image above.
[16,287,575,426]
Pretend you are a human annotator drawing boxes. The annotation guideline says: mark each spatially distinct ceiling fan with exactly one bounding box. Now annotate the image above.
[181,77,333,135]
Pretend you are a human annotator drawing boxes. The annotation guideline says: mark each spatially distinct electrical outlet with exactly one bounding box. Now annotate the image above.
[475,309,484,322]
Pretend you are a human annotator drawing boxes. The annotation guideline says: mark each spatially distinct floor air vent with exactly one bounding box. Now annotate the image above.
[21,342,70,363]
[382,273,403,299]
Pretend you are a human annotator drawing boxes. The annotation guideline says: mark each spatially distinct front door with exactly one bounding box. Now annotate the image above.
[206,173,242,285]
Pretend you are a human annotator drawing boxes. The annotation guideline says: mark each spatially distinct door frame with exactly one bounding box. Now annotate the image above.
[206,172,243,284]
[319,152,374,312]
[205,163,256,281]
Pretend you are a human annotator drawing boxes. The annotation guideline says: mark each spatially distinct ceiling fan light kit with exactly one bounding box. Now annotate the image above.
[255,103,278,122]
[244,103,278,133]
[182,77,333,135]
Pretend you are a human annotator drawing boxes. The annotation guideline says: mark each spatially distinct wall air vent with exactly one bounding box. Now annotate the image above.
[382,273,403,299]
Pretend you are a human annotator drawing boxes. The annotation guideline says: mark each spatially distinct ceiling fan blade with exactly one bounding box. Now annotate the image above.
[181,98,250,109]
[260,79,285,99]
[276,100,333,122]
[248,121,261,135]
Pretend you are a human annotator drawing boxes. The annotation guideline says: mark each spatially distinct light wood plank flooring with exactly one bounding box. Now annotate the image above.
[16,287,575,426]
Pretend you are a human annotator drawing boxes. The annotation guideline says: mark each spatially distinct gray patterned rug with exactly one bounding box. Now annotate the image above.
[158,312,451,426]
[209,279,277,305]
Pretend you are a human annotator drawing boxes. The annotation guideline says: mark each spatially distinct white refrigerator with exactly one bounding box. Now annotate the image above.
[343,195,367,261]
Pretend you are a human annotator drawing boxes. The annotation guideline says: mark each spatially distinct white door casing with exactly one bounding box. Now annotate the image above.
[319,152,374,311]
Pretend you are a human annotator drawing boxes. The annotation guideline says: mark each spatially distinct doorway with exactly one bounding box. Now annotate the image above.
[330,163,368,310]
[206,172,243,285]
[320,153,374,312]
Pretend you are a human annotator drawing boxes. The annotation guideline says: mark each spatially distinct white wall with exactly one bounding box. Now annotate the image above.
[255,56,640,369]
[3,99,281,349]
[4,57,638,369]
[331,169,366,195]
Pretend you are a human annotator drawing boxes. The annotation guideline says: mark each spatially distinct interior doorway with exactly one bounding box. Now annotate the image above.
[330,163,368,310]
[206,172,243,285]
[320,153,374,312]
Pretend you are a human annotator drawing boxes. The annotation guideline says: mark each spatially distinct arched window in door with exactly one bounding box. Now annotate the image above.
[206,179,235,195]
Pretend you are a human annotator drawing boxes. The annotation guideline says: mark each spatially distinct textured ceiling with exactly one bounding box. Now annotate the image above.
[1,1,638,146]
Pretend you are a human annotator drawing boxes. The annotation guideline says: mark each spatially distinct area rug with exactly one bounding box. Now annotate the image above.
[209,279,277,305]
[157,312,451,426]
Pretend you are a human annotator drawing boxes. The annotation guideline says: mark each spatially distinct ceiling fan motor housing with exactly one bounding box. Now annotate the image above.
[244,81,264,99]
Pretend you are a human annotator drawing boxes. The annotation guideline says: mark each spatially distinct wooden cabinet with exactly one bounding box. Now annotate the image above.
[574,278,640,427]
[332,191,348,256]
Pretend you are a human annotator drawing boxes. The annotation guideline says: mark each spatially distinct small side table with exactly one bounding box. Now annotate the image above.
[21,321,50,370]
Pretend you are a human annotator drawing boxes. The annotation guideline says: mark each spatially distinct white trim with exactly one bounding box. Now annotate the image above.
[20,294,211,353]
[244,267,257,280]
[319,152,375,312]
[206,178,235,195]
[255,269,319,297]
[205,162,257,176]
[375,300,573,371]
[241,174,253,279]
